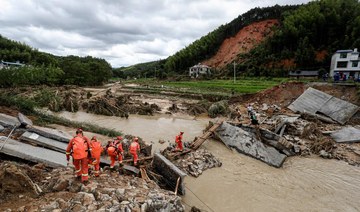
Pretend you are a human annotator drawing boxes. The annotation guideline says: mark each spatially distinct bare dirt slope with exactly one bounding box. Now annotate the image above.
[202,19,279,69]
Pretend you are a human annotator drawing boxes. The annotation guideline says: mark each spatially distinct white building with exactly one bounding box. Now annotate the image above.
[0,61,25,69]
[329,48,360,78]
[189,63,211,78]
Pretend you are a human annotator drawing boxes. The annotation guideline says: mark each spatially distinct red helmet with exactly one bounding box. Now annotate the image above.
[180,132,184,135]
[76,128,83,134]
[117,136,123,140]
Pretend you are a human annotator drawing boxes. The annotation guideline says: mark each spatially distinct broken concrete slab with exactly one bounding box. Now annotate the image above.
[153,153,187,195]
[331,127,360,143]
[20,131,67,153]
[0,136,67,168]
[18,113,33,127]
[27,126,72,143]
[19,131,112,166]
[215,122,287,168]
[0,113,20,128]
[288,87,359,124]
[123,164,140,175]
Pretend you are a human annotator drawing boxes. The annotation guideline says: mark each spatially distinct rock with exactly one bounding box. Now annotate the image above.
[319,150,331,158]
[87,204,98,211]
[141,203,148,212]
[71,204,87,212]
[68,181,82,192]
[115,188,126,201]
[121,201,130,205]
[56,198,70,209]
[102,187,116,195]
[100,193,112,202]
[53,177,69,192]
[42,201,59,211]
[82,193,96,206]
[0,125,4,132]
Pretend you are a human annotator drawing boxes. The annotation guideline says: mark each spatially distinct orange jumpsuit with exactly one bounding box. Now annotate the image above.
[107,140,123,168]
[175,134,183,151]
[66,134,90,182]
[129,141,140,165]
[89,139,103,177]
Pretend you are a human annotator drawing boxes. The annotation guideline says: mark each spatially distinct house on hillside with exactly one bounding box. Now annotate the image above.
[0,61,25,69]
[288,70,319,79]
[189,63,211,78]
[329,48,360,80]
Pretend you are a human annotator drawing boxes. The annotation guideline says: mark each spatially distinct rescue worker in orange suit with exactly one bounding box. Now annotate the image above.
[175,132,184,151]
[89,136,103,177]
[66,128,91,183]
[106,136,124,169]
[129,137,140,166]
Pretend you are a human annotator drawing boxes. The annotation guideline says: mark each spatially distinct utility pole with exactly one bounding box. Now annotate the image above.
[233,61,236,83]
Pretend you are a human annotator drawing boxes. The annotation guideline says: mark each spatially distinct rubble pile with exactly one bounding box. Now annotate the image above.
[0,161,185,212]
[173,149,222,177]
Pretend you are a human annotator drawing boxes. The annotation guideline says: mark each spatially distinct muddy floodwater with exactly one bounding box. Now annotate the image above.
[55,112,360,211]
[55,111,210,151]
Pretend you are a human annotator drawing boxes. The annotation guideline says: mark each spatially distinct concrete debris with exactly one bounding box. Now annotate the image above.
[215,122,287,168]
[0,136,67,168]
[20,131,67,153]
[330,126,360,143]
[173,149,222,177]
[0,162,185,212]
[288,87,359,124]
[27,126,72,143]
[0,113,20,127]
[17,112,33,127]
[153,153,187,195]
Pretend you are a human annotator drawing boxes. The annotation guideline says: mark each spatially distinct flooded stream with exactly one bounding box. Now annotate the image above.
[55,111,210,151]
[54,111,360,211]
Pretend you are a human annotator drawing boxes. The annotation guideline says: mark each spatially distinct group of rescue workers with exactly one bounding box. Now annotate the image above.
[66,128,184,184]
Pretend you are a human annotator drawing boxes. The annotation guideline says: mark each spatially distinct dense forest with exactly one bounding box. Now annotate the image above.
[0,35,112,87]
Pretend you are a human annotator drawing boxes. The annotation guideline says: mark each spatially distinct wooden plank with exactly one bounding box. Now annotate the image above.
[190,119,225,150]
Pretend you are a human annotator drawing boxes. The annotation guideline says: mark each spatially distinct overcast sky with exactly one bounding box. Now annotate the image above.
[0,0,311,67]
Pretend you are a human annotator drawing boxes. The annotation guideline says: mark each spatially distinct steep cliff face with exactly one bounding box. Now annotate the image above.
[202,19,278,69]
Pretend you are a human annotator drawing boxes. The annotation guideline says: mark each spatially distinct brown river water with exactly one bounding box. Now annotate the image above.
[55,111,360,212]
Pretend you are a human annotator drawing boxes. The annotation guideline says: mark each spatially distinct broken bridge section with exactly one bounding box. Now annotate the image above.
[0,136,67,168]
[215,122,287,168]
[288,87,359,125]
[153,153,187,195]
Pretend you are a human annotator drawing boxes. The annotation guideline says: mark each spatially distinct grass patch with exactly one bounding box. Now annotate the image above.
[33,111,123,137]
[125,78,289,94]
[0,92,37,113]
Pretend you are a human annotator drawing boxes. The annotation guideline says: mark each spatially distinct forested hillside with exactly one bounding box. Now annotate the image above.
[240,0,360,77]
[0,35,112,87]
[126,0,360,78]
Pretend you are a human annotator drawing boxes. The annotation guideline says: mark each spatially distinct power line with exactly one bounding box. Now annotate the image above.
[184,185,215,212]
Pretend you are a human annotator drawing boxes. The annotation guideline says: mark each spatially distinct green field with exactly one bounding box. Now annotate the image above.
[127,78,290,94]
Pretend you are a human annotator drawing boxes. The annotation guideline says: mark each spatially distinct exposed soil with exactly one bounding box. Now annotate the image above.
[202,19,279,69]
